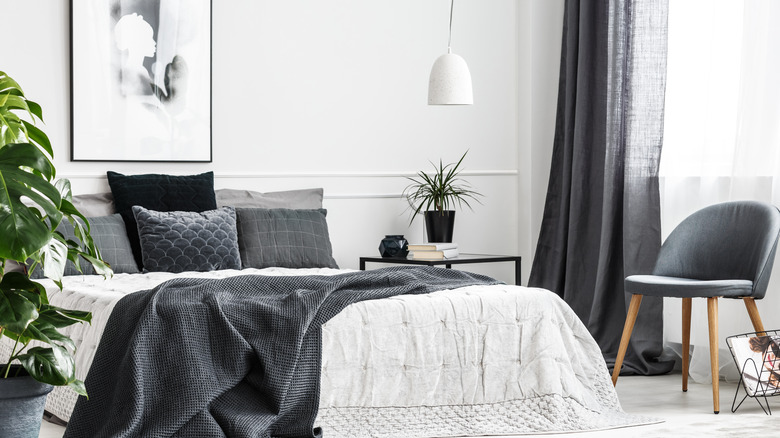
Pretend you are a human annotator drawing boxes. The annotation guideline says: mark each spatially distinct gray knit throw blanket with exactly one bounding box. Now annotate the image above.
[63,266,499,438]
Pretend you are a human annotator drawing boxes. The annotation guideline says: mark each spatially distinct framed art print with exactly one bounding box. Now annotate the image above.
[71,0,212,162]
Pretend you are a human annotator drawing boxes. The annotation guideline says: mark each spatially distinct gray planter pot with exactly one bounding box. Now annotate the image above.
[0,366,53,438]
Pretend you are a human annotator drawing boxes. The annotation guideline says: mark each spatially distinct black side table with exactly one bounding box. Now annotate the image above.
[359,253,522,286]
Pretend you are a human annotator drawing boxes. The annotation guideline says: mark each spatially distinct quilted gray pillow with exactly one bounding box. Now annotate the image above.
[236,208,338,269]
[133,206,241,273]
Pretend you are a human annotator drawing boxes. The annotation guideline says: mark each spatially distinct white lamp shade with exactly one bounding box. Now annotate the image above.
[428,52,473,105]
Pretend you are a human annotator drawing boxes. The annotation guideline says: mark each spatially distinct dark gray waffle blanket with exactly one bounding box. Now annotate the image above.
[63,266,499,438]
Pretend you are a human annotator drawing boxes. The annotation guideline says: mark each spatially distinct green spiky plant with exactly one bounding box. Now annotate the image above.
[0,71,112,396]
[403,151,482,225]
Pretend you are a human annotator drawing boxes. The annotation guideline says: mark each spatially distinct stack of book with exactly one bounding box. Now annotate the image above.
[407,242,459,260]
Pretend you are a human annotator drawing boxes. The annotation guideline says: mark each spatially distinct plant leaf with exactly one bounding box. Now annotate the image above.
[25,321,75,350]
[0,272,44,305]
[16,345,74,387]
[21,120,53,156]
[79,253,113,278]
[25,100,43,122]
[37,304,91,328]
[0,73,24,95]
[0,142,62,260]
[0,286,39,334]
[68,378,87,397]
[1,94,32,113]
[39,233,69,283]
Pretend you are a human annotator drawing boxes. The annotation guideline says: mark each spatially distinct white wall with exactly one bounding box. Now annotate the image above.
[518,0,565,272]
[4,0,563,284]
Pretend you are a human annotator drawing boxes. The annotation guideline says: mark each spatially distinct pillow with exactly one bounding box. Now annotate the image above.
[133,206,241,273]
[30,214,139,278]
[107,171,217,268]
[235,208,338,269]
[74,214,140,274]
[71,192,116,217]
[216,188,323,209]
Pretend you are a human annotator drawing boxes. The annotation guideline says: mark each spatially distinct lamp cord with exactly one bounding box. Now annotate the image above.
[447,0,454,51]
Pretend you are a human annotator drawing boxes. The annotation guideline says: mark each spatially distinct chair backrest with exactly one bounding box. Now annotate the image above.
[653,201,780,299]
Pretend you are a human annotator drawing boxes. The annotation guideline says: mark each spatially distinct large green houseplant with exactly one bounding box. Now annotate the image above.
[404,151,482,243]
[0,71,111,435]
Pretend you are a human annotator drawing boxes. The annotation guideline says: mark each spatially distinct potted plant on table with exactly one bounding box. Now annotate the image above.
[0,71,111,437]
[403,151,482,243]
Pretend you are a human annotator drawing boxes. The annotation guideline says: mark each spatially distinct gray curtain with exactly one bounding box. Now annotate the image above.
[528,0,674,375]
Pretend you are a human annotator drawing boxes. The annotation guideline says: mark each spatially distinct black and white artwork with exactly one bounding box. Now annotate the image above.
[71,0,211,162]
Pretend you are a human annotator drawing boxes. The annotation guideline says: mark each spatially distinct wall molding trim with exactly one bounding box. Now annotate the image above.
[59,170,518,200]
[59,170,519,179]
[325,193,405,200]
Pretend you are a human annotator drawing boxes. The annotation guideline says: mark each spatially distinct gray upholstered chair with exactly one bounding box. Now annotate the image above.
[611,201,780,414]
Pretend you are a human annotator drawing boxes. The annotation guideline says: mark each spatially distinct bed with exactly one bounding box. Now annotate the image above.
[1,172,654,437]
[12,268,652,437]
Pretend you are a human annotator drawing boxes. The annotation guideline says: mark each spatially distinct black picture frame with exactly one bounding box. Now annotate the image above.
[70,0,212,162]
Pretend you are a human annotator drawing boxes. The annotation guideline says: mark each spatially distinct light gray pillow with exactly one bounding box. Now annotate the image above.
[133,206,241,273]
[30,214,139,277]
[71,192,116,217]
[236,208,338,269]
[216,188,323,209]
[66,188,324,218]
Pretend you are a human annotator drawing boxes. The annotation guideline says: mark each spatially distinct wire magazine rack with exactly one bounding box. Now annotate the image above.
[727,329,780,414]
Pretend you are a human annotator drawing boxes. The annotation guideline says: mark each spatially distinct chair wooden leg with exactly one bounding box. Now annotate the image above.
[707,297,719,414]
[743,297,766,335]
[612,294,643,386]
[682,298,692,392]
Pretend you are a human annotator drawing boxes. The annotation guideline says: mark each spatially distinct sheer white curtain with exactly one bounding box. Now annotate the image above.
[661,0,780,383]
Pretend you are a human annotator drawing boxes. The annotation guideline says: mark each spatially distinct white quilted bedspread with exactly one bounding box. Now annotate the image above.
[1,268,656,436]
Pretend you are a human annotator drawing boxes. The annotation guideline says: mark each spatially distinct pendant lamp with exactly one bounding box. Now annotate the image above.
[428,0,473,105]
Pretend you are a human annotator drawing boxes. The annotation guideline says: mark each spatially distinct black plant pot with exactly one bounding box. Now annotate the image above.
[0,365,53,438]
[424,210,455,243]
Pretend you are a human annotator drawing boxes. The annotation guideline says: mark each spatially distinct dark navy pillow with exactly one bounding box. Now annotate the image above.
[133,206,241,273]
[107,171,217,268]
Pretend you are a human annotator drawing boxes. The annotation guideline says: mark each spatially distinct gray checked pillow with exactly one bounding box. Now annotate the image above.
[29,214,139,278]
[133,206,241,273]
[236,208,338,269]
